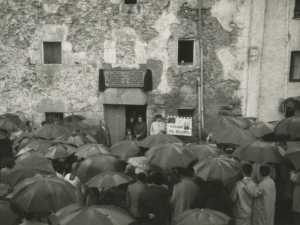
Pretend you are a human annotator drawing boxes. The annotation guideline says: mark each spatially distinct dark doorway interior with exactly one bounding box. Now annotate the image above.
[125,105,147,128]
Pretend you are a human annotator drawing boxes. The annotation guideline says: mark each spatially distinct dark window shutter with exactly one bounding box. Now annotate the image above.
[295,0,300,18]
[44,42,54,64]
[53,43,62,64]
[290,51,300,82]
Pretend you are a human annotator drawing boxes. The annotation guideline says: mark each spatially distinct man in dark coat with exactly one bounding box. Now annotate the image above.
[134,115,147,140]
[138,175,170,225]
[96,120,111,147]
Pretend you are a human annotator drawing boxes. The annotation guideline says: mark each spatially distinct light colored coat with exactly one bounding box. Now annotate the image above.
[230,177,256,225]
[150,121,166,136]
[126,180,147,218]
[290,171,300,212]
[244,176,276,225]
[171,178,199,218]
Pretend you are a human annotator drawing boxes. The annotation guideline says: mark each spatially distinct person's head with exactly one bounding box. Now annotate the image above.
[129,117,134,123]
[4,158,15,169]
[156,114,162,122]
[154,172,164,186]
[103,192,116,205]
[260,165,271,178]
[137,115,143,122]
[176,167,190,177]
[41,121,47,126]
[126,128,131,135]
[24,212,36,220]
[70,162,80,181]
[242,164,253,177]
[137,172,146,182]
[100,120,106,126]
[145,175,155,185]
[125,164,135,174]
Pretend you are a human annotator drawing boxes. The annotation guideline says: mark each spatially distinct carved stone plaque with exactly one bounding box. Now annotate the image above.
[104,70,146,88]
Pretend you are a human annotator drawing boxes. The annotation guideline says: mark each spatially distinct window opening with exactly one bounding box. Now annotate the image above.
[290,51,300,82]
[43,42,62,64]
[178,109,195,118]
[178,40,194,65]
[45,113,64,124]
[295,0,300,18]
[125,0,137,4]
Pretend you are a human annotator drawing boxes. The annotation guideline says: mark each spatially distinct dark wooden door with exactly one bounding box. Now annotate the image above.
[105,105,126,145]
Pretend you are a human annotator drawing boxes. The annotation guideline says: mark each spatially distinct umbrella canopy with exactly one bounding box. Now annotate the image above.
[60,115,86,124]
[17,137,40,151]
[0,117,18,131]
[11,174,76,213]
[0,113,22,126]
[50,204,135,225]
[145,143,197,170]
[232,141,283,164]
[8,155,55,186]
[203,116,252,134]
[110,140,141,160]
[77,154,125,183]
[0,130,8,140]
[193,155,241,182]
[283,96,300,110]
[15,151,45,162]
[138,134,183,149]
[174,208,231,225]
[54,132,92,147]
[248,122,275,138]
[0,200,19,225]
[127,156,163,171]
[16,139,53,156]
[0,183,10,197]
[75,144,110,159]
[35,124,71,140]
[188,143,224,160]
[212,127,257,145]
[286,142,300,170]
[86,172,132,189]
[275,117,300,140]
[44,143,70,159]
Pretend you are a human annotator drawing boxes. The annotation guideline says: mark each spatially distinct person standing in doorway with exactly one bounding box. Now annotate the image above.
[134,115,147,141]
[126,117,136,136]
[96,120,111,147]
[150,114,166,136]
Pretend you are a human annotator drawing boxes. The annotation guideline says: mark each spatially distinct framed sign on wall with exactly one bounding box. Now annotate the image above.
[166,116,192,137]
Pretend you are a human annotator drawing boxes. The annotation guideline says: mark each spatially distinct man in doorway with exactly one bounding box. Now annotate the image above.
[150,114,166,136]
[96,120,111,147]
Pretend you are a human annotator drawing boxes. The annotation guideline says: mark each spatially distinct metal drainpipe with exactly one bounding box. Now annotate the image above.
[198,0,204,141]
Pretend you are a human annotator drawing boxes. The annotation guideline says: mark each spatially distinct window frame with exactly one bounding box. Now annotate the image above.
[294,0,300,19]
[177,39,195,66]
[177,109,195,118]
[289,51,300,82]
[124,0,137,4]
[43,42,62,65]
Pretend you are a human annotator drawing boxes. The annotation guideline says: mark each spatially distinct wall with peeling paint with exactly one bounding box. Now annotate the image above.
[0,0,298,138]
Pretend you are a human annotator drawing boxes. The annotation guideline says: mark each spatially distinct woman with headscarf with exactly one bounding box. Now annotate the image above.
[64,162,84,204]
[134,115,147,140]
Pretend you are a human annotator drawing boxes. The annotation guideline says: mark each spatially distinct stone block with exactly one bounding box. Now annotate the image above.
[180,85,197,94]
[36,98,66,112]
[219,110,232,116]
[43,4,60,14]
[62,42,72,52]
[232,105,242,116]
[221,105,233,110]
[154,96,165,105]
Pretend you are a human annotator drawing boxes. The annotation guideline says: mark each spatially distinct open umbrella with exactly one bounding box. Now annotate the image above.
[145,143,197,170]
[248,122,275,138]
[15,151,46,162]
[0,200,19,225]
[203,116,252,134]
[193,155,241,182]
[50,204,135,225]
[0,183,10,197]
[35,124,71,140]
[283,96,300,110]
[127,156,162,171]
[86,172,132,189]
[17,137,40,151]
[77,154,125,183]
[275,117,300,140]
[54,132,92,147]
[0,117,18,131]
[174,208,231,225]
[0,130,8,140]
[138,134,183,149]
[44,143,70,159]
[61,115,86,125]
[75,144,110,159]
[7,155,55,186]
[212,127,257,145]
[11,174,76,213]
[110,140,141,160]
[285,142,300,170]
[0,113,22,126]
[16,139,53,156]
[188,144,224,160]
[232,141,283,164]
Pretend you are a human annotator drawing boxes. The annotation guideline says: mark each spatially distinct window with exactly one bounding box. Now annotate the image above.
[45,113,64,124]
[178,40,194,65]
[125,0,137,4]
[295,0,300,18]
[43,42,62,64]
[178,109,195,118]
[290,51,300,82]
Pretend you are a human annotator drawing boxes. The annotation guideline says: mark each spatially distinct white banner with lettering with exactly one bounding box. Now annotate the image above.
[166,116,192,137]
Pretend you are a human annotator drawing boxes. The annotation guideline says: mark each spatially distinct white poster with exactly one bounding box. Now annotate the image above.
[166,116,192,137]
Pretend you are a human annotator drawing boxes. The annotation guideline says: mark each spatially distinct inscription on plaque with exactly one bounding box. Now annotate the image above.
[104,70,146,88]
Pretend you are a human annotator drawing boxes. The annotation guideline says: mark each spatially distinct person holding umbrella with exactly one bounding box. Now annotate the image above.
[20,212,47,225]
